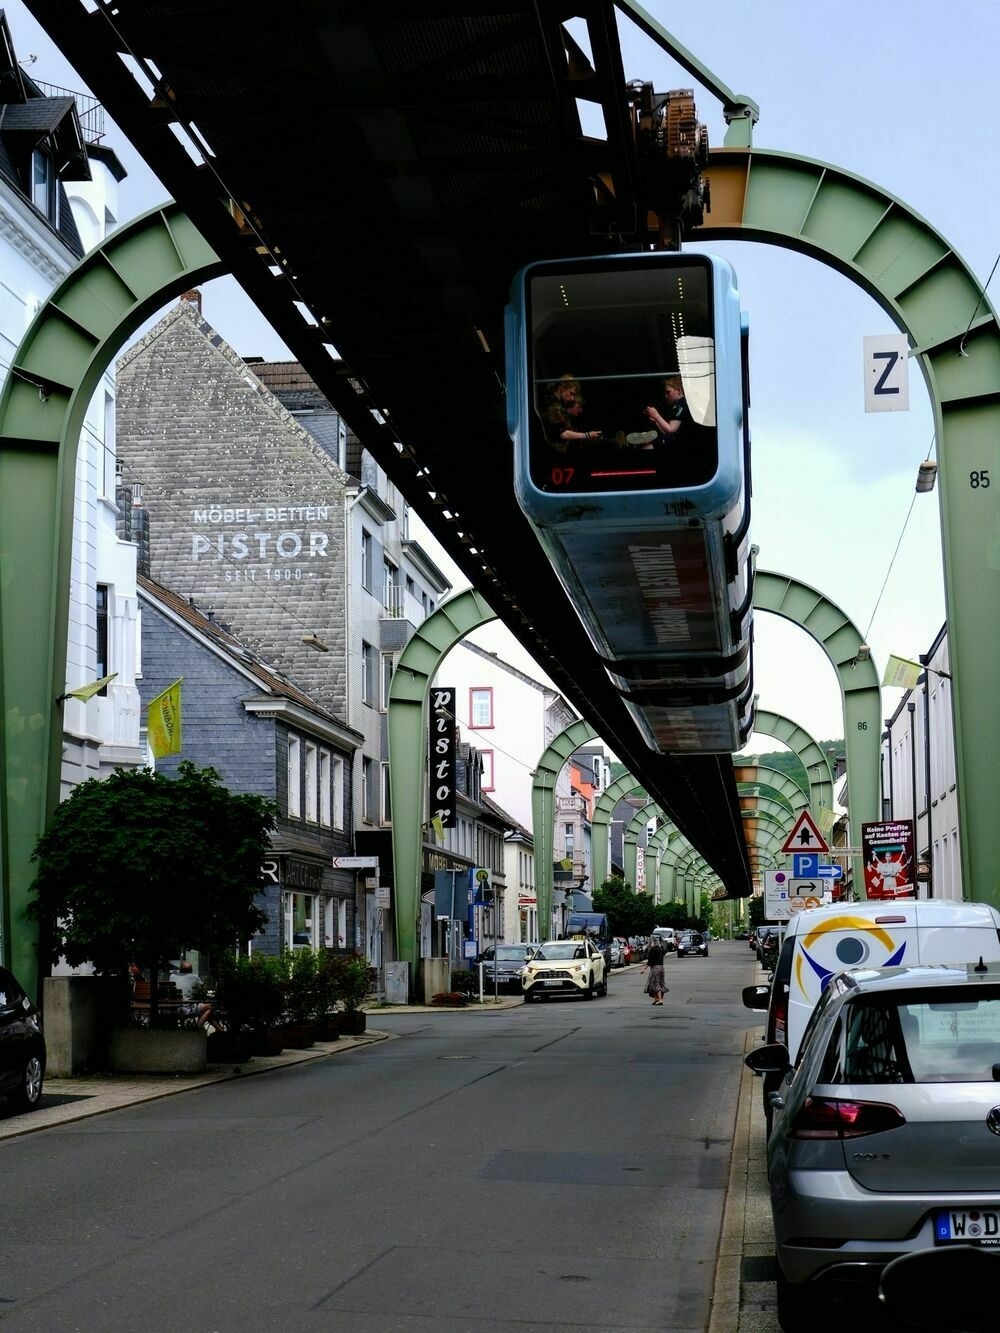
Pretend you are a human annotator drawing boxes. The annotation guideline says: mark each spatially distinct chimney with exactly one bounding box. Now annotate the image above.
[180,289,202,315]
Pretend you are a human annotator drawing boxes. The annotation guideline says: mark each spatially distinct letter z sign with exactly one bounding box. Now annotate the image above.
[864,334,910,413]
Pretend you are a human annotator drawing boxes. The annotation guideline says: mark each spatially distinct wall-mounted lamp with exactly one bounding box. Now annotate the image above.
[915,460,938,493]
[301,633,329,652]
[855,643,872,663]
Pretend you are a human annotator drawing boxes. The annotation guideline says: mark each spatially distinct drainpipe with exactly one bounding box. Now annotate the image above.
[907,703,918,880]
[919,656,933,898]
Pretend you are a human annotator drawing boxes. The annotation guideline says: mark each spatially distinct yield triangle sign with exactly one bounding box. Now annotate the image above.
[781,810,829,854]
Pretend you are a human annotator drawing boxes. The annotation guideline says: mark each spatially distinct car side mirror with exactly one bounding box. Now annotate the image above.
[744,1043,791,1076]
[742,983,770,1011]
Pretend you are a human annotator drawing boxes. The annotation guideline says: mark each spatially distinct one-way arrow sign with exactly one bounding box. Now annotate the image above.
[780,810,830,854]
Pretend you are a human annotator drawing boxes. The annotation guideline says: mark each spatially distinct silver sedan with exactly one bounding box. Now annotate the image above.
[746,963,1000,1331]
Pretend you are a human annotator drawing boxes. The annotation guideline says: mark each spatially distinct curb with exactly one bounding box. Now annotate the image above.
[709,1027,757,1333]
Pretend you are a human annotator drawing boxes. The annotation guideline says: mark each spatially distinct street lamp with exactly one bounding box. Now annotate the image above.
[915,460,938,493]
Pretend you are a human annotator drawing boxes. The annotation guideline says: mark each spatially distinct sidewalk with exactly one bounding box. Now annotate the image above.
[710,968,779,1332]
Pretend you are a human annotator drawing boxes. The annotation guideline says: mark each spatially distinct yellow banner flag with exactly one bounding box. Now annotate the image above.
[430,815,445,844]
[882,654,922,690]
[147,678,182,758]
[64,672,117,703]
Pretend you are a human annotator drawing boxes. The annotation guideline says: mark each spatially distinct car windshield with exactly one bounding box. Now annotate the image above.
[494,946,528,961]
[822,986,1000,1084]
[532,942,584,961]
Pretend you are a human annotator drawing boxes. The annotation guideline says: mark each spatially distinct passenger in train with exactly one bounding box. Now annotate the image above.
[541,374,656,451]
[642,376,687,445]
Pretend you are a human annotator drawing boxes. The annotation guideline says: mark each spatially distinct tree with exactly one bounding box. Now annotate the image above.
[29,763,276,1018]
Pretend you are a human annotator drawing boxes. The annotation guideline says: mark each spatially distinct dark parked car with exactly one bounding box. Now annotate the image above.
[676,931,708,958]
[755,926,780,965]
[478,944,536,992]
[0,966,45,1112]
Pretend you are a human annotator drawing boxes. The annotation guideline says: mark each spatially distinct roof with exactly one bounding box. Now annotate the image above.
[840,964,1000,993]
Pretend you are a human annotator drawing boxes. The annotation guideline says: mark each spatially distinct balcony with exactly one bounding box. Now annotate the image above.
[379,586,428,652]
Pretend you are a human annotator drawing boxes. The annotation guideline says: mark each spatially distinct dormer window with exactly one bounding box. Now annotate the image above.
[32,148,59,226]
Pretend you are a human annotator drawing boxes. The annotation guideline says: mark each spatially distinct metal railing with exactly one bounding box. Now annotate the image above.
[32,80,105,144]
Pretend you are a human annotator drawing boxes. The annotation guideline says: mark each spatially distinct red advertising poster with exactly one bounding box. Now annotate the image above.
[862,820,916,899]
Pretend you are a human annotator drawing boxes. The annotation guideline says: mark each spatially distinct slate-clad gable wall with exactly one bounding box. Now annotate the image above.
[138,598,277,799]
[116,302,349,718]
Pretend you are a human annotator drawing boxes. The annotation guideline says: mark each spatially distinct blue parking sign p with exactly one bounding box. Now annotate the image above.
[793,853,819,878]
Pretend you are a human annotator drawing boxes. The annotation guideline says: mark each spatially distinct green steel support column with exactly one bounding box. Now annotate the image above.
[753,710,836,828]
[700,148,1000,905]
[0,204,224,998]
[531,721,598,936]
[591,774,645,886]
[755,571,881,872]
[387,590,496,980]
[658,832,684,904]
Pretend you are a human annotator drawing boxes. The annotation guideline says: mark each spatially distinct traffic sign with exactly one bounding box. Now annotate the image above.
[332,856,379,869]
[789,878,821,898]
[792,853,819,878]
[817,865,843,880]
[780,811,830,854]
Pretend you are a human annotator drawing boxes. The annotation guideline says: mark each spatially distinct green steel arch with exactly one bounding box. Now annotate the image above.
[741,800,794,833]
[755,571,880,855]
[736,763,809,814]
[752,710,836,828]
[592,775,646,886]
[386,588,497,976]
[0,203,225,996]
[701,147,1000,904]
[531,720,599,934]
[738,782,795,817]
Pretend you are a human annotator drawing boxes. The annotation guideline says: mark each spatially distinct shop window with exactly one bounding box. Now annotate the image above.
[284,891,317,949]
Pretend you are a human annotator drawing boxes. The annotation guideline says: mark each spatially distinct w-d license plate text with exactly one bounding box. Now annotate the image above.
[935,1209,1000,1245]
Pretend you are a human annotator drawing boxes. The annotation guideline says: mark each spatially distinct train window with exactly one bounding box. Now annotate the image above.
[527,256,719,494]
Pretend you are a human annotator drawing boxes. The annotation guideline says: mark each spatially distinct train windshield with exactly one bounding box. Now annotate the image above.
[527,256,719,494]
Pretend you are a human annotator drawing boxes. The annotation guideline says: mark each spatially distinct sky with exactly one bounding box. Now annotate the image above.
[7,1,998,750]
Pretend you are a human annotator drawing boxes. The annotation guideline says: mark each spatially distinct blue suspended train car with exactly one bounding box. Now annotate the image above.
[505,251,754,753]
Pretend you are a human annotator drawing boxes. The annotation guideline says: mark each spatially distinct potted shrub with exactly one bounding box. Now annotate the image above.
[332,955,371,1034]
[313,950,340,1041]
[280,947,318,1048]
[214,951,285,1056]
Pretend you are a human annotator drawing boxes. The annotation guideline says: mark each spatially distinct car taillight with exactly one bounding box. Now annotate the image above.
[772,995,787,1047]
[790,1096,906,1140]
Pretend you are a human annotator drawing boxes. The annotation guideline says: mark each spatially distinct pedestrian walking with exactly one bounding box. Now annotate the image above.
[642,941,668,1005]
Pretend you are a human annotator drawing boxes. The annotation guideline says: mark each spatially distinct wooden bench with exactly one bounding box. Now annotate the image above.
[131,980,187,1025]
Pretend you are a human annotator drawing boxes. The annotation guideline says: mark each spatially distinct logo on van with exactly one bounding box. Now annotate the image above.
[795,914,907,996]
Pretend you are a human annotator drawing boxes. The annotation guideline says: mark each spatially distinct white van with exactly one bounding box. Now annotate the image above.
[651,927,677,952]
[747,899,1000,1063]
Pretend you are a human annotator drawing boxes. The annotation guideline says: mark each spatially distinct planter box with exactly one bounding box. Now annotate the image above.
[250,1028,284,1057]
[281,1022,316,1049]
[109,1028,206,1074]
[206,1031,255,1065]
[336,1011,366,1036]
[316,1016,341,1042]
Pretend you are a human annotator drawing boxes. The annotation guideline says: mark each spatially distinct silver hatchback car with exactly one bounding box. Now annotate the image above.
[746,963,1000,1331]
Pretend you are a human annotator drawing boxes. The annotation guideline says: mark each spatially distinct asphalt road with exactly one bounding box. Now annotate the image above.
[0,943,757,1332]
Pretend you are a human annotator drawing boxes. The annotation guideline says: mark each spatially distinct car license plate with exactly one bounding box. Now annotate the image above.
[542,980,561,987]
[934,1209,1000,1245]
